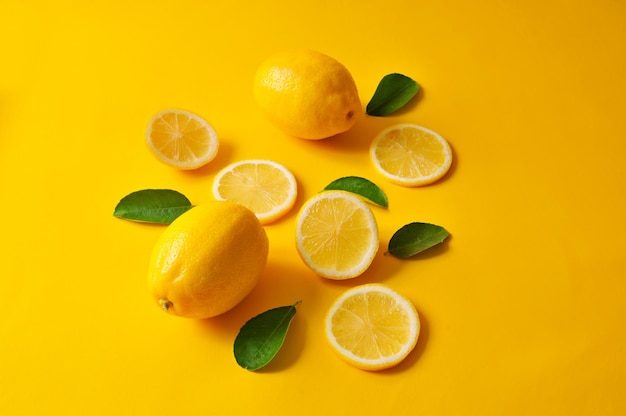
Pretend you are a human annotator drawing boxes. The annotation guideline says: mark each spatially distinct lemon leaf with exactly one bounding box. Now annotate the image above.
[366,73,419,116]
[234,302,300,371]
[113,189,193,224]
[388,222,449,258]
[323,176,388,208]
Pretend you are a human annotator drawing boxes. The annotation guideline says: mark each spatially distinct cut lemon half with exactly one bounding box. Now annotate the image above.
[296,190,378,279]
[325,284,420,371]
[146,109,219,170]
[370,123,452,186]
[212,159,297,225]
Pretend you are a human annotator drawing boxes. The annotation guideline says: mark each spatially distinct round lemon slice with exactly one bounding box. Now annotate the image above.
[295,190,378,279]
[325,283,420,371]
[370,123,452,186]
[146,109,219,170]
[212,159,297,225]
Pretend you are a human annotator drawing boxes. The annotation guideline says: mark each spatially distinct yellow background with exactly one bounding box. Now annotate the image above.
[1,0,625,414]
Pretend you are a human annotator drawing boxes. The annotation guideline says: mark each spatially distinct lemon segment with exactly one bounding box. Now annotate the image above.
[253,49,362,140]
[148,201,268,319]
[146,109,219,170]
[295,191,378,279]
[370,123,452,186]
[212,159,297,225]
[325,284,420,371]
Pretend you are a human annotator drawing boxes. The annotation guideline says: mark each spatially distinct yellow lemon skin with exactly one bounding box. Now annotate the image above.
[148,201,269,319]
[253,49,362,140]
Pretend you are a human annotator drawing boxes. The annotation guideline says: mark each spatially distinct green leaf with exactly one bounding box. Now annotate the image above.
[388,222,449,258]
[113,189,193,224]
[323,176,388,208]
[234,302,300,371]
[366,73,420,116]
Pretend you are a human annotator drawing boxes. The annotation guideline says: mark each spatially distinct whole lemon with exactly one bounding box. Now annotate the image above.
[148,201,269,319]
[253,49,362,140]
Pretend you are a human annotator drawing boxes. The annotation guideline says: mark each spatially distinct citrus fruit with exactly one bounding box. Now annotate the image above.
[146,109,219,169]
[148,201,268,319]
[212,159,297,225]
[370,123,452,186]
[253,49,362,140]
[325,283,420,371]
[295,190,378,279]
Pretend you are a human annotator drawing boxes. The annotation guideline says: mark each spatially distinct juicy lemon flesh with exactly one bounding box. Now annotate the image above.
[213,160,297,224]
[332,292,413,359]
[372,124,452,186]
[297,191,378,279]
[326,284,420,371]
[254,49,361,140]
[147,110,218,169]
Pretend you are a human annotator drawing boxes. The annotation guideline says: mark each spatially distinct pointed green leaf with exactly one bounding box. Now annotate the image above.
[234,302,300,371]
[366,73,420,116]
[388,222,449,258]
[323,176,388,208]
[113,189,193,224]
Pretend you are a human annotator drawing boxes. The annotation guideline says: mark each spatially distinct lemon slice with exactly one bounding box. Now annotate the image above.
[370,123,452,186]
[146,109,219,170]
[212,159,297,225]
[295,190,378,279]
[325,284,420,371]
